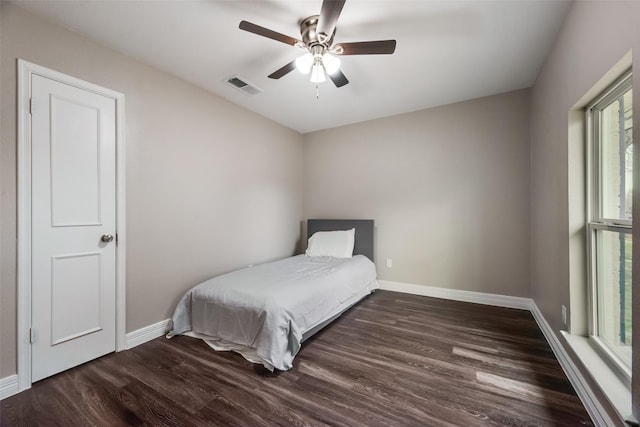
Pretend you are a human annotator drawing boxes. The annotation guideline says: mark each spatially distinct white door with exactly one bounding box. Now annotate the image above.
[31,74,117,382]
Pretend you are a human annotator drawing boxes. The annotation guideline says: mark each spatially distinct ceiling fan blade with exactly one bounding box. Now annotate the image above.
[329,70,349,88]
[316,0,346,41]
[268,61,297,79]
[239,20,301,46]
[334,40,397,55]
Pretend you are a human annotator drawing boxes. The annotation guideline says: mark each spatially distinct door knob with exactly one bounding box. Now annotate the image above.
[101,234,114,243]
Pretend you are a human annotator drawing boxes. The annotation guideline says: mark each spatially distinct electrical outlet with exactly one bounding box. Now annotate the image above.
[386,258,393,268]
[561,305,567,326]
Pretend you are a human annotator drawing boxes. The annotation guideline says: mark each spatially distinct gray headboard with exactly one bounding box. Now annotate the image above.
[307,219,374,262]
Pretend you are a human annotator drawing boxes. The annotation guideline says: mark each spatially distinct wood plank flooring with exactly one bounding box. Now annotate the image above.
[1,291,593,426]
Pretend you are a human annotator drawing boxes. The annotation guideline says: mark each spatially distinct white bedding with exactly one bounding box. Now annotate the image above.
[168,254,378,370]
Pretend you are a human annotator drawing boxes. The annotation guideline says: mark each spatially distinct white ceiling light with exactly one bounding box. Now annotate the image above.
[322,53,340,75]
[297,45,334,84]
[295,52,314,74]
[310,59,326,83]
[295,51,339,83]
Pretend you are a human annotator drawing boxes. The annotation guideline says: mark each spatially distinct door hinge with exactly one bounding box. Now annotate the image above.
[29,98,33,115]
[29,328,34,344]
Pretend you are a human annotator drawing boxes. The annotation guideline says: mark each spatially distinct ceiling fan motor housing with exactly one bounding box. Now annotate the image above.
[300,15,335,49]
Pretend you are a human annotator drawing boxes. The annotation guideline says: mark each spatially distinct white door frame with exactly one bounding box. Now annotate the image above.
[17,59,126,392]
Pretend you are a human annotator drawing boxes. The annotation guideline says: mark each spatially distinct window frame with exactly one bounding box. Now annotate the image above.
[585,69,633,382]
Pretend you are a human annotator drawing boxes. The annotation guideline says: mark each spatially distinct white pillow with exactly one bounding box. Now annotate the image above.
[305,228,355,258]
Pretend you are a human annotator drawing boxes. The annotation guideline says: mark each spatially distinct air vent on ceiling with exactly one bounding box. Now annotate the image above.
[225,76,262,96]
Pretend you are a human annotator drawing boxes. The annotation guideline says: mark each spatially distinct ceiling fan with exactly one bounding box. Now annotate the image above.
[239,0,396,88]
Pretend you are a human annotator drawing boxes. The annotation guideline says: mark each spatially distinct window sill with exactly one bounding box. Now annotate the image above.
[561,331,635,425]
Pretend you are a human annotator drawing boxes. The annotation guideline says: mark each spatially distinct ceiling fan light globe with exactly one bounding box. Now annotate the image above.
[310,63,326,83]
[295,53,314,74]
[322,53,341,75]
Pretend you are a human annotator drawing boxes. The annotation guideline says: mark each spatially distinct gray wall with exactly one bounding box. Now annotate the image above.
[304,90,531,297]
[529,0,640,419]
[0,3,304,378]
[4,4,639,419]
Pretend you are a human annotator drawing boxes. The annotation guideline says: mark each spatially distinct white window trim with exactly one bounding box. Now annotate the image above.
[585,69,633,385]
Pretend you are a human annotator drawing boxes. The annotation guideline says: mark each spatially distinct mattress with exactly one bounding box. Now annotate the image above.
[168,254,378,370]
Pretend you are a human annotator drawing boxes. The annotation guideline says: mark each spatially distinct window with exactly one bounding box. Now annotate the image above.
[587,70,633,379]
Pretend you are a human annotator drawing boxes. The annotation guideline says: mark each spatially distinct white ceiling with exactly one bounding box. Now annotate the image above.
[12,0,571,134]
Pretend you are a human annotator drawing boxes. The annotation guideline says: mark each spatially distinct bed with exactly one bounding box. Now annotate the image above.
[167,219,378,371]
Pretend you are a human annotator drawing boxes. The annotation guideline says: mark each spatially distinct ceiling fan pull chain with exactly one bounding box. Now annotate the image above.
[316,84,320,99]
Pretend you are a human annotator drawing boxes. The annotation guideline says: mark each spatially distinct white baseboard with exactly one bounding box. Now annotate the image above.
[1,284,623,426]
[529,302,621,427]
[0,375,19,400]
[2,319,170,400]
[377,279,618,427]
[125,318,171,350]
[378,280,532,310]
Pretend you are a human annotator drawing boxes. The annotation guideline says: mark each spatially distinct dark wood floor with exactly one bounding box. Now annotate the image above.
[1,291,593,426]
